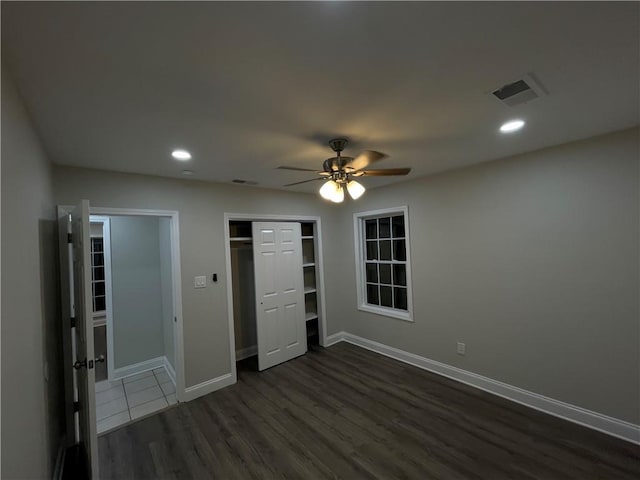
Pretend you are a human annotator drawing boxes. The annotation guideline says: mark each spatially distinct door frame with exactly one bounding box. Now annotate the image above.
[87,215,115,380]
[223,213,328,380]
[57,206,77,448]
[89,207,186,402]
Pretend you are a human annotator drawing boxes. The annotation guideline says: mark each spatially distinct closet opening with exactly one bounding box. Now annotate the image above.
[226,216,326,374]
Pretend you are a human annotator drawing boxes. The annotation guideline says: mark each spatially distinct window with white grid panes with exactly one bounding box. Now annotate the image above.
[355,207,412,321]
[91,237,106,313]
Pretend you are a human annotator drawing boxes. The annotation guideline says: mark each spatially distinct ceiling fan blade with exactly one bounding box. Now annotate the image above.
[277,166,323,173]
[358,168,411,176]
[346,150,387,172]
[283,177,325,187]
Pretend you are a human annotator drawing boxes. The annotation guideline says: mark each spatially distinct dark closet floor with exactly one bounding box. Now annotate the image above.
[99,342,640,479]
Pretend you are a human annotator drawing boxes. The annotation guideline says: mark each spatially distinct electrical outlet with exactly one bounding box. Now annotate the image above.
[457,342,466,355]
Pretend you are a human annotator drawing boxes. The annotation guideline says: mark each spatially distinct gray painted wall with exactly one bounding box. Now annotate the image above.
[327,127,640,424]
[159,217,175,368]
[1,68,62,478]
[52,168,336,387]
[110,216,165,369]
[51,127,638,427]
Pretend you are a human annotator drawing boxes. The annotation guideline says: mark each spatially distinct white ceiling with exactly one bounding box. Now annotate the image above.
[2,2,638,193]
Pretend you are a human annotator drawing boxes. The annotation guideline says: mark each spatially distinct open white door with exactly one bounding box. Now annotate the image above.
[69,200,99,478]
[253,222,307,371]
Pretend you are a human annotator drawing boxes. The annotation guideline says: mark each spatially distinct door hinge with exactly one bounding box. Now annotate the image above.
[67,233,73,244]
[70,317,76,328]
[73,401,80,412]
[174,316,177,323]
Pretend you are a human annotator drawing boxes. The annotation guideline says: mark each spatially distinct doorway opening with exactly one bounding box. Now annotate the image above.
[59,203,185,478]
[89,213,181,434]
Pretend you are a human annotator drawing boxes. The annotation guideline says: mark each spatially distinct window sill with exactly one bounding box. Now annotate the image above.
[358,304,413,322]
[93,313,106,328]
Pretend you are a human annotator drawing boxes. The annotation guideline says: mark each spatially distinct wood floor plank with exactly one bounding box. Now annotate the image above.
[99,343,640,479]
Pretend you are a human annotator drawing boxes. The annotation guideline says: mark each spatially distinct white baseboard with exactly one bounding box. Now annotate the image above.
[324,332,345,347]
[163,356,176,385]
[330,331,640,445]
[111,356,165,380]
[236,345,257,361]
[182,372,236,402]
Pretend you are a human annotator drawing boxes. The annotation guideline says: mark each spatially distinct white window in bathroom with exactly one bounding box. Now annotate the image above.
[90,236,106,313]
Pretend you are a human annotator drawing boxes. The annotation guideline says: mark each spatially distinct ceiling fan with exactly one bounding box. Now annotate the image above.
[277,138,411,203]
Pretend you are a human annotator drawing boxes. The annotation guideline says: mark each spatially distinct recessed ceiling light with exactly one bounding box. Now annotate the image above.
[172,149,192,160]
[500,119,526,133]
[181,170,194,176]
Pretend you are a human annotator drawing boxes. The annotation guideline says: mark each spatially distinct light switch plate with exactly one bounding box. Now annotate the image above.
[194,276,207,288]
[457,342,466,355]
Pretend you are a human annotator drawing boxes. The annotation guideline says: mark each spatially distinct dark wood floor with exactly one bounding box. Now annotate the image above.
[99,342,640,479]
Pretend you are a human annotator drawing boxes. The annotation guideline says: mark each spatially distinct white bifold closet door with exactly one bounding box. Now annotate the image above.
[252,222,307,371]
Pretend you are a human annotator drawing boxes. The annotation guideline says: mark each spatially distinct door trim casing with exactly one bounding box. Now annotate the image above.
[87,215,115,380]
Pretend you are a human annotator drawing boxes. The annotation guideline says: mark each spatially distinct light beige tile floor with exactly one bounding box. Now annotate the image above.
[95,366,176,434]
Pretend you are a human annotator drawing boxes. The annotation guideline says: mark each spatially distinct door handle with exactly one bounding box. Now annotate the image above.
[73,358,96,370]
[73,358,87,370]
[95,354,105,363]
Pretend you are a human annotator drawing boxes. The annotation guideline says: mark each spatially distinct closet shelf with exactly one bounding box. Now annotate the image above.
[230,237,252,242]
[305,312,318,322]
[304,287,317,294]
[302,262,315,268]
[302,236,314,240]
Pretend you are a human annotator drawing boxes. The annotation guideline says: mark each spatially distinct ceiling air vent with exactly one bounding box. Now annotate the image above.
[491,73,548,107]
[232,179,258,186]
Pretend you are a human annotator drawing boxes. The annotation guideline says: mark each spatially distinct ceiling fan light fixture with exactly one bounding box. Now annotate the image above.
[319,180,344,203]
[346,180,366,200]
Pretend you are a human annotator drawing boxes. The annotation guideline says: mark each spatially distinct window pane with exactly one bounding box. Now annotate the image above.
[379,217,391,238]
[94,282,105,297]
[92,238,103,252]
[392,215,405,237]
[379,240,391,261]
[366,241,378,260]
[93,267,105,281]
[394,287,408,310]
[366,284,379,305]
[366,263,378,283]
[380,286,393,307]
[379,264,391,284]
[365,219,378,239]
[393,240,406,261]
[393,264,407,286]
[95,296,106,312]
[92,253,104,267]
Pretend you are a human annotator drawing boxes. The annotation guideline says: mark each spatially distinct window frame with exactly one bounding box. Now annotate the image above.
[90,236,106,315]
[89,216,112,322]
[353,206,413,322]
